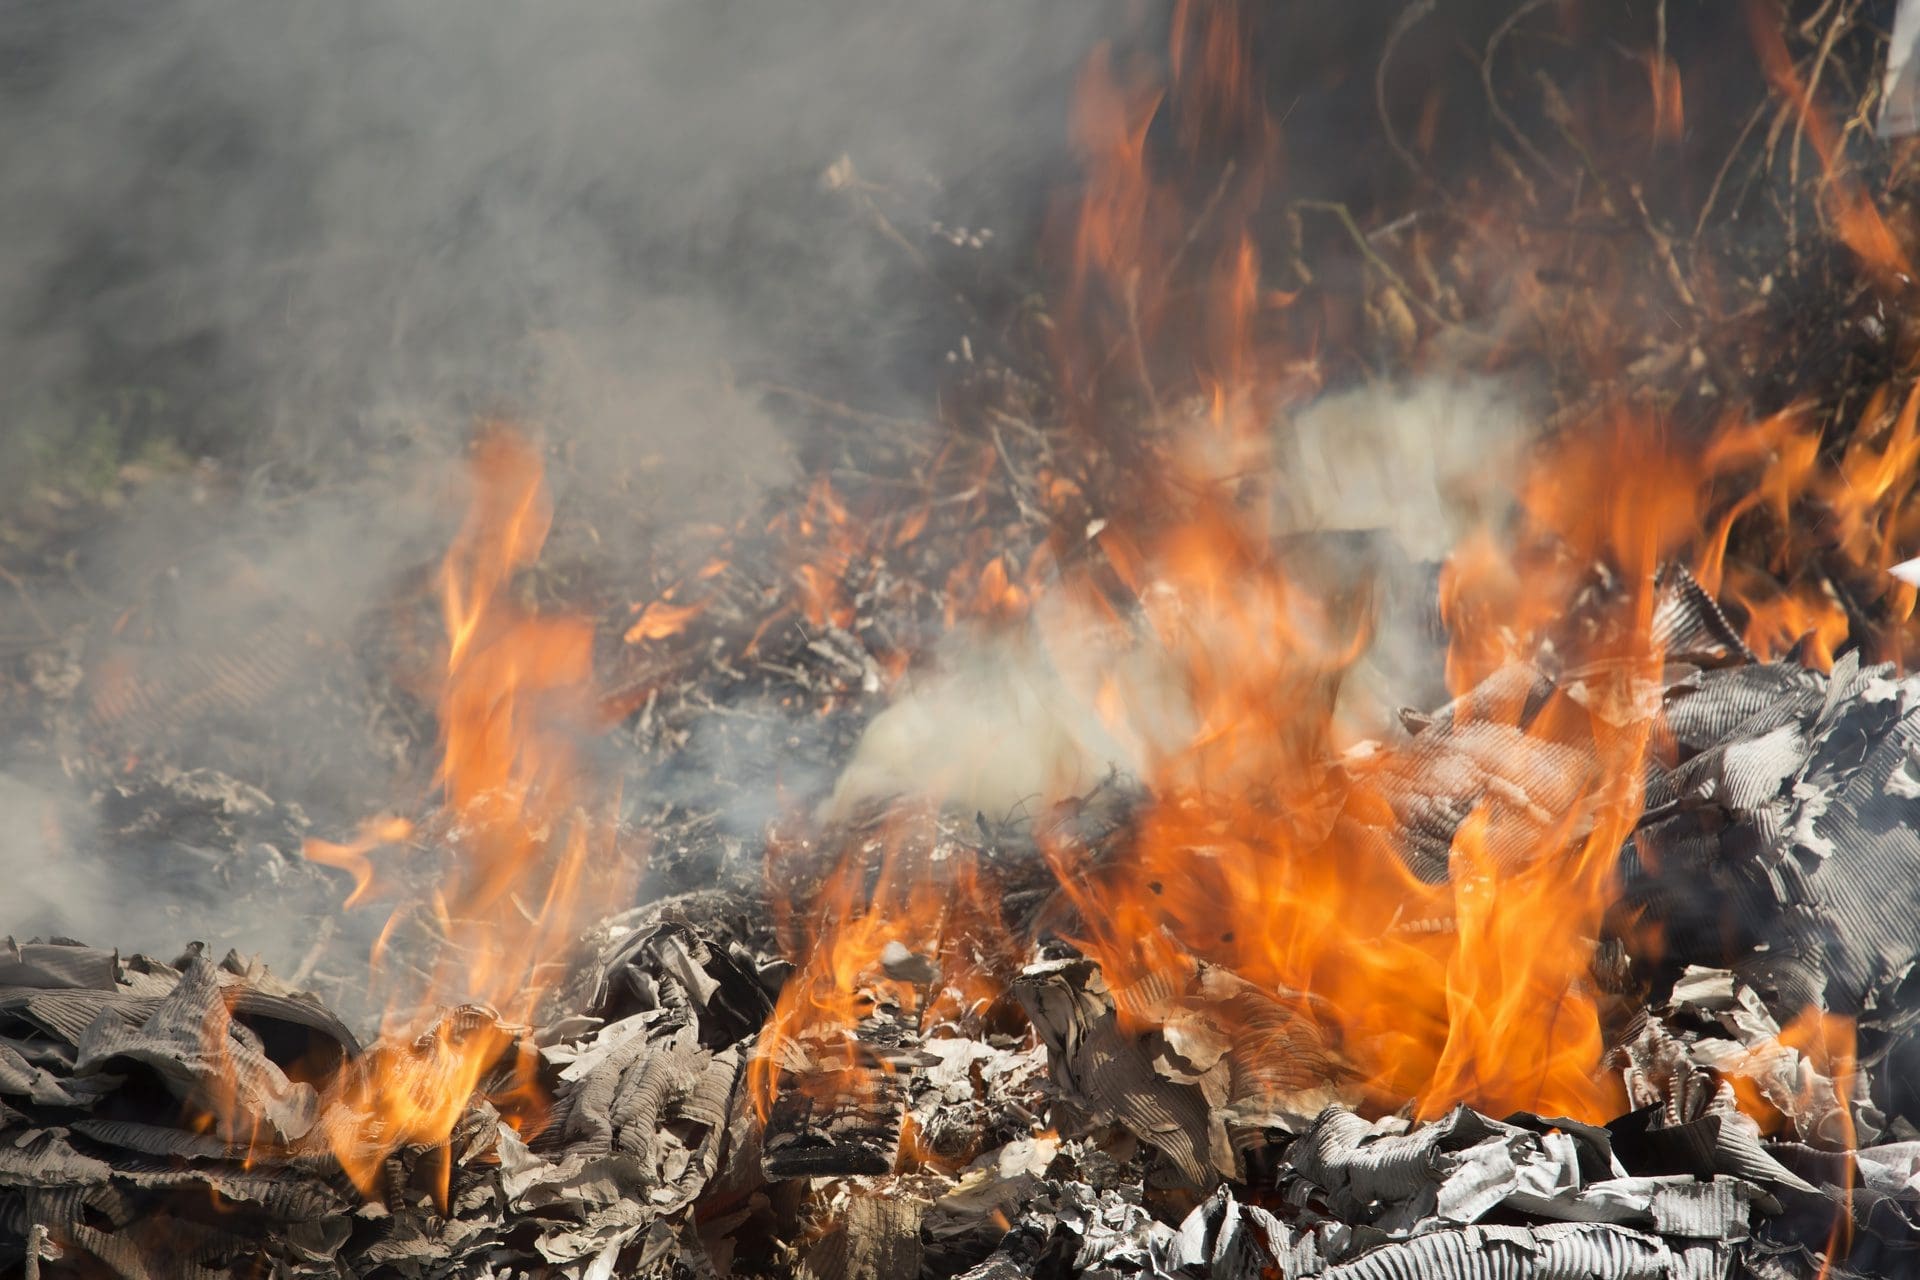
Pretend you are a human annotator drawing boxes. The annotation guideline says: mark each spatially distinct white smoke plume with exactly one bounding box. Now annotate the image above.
[828,374,1539,821]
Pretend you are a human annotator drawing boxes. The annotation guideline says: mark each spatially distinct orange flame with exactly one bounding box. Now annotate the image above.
[1041,3,1678,1121]
[778,475,865,633]
[1644,52,1685,144]
[301,815,415,909]
[750,0,1920,1146]
[1720,1008,1858,1275]
[1038,416,1681,1121]
[749,814,1014,1148]
[625,596,708,645]
[1750,3,1912,281]
[305,427,634,1196]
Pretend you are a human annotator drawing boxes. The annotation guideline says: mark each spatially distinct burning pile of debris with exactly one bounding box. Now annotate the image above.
[10,614,1920,1278]
[10,1,1920,1277]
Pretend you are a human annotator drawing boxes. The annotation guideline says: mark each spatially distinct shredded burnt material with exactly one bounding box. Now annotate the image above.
[12,623,1920,1278]
[6,3,1920,1277]
[11,538,1920,1278]
[1634,649,1920,1022]
[10,572,1920,1278]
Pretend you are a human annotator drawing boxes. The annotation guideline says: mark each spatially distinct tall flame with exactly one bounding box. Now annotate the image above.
[1035,423,1685,1121]
[306,427,633,1197]
[849,0,1913,1127]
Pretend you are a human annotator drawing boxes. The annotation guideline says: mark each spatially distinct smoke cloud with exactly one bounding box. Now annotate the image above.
[828,374,1541,822]
[0,0,1129,965]
[1,0,1120,459]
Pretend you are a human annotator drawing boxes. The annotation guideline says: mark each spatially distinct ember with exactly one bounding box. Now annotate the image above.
[8,2,1920,1278]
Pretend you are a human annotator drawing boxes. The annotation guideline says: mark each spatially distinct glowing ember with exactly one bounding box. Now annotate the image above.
[625,595,708,645]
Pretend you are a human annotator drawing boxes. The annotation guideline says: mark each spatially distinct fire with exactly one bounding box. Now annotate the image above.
[1034,409,1701,1122]
[1644,50,1685,143]
[300,815,415,909]
[1718,1007,1860,1274]
[1749,1,1912,283]
[747,813,1017,1173]
[304,427,634,1196]
[794,0,1920,1140]
[1684,387,1920,669]
[1731,579,1851,669]
[945,552,1031,627]
[284,0,1920,1201]
[625,595,707,645]
[789,474,863,632]
[1006,1,1613,1122]
[738,1,1920,1168]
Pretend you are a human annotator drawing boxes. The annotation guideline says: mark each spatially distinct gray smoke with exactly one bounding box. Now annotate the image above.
[0,0,1129,965]
[2,0,1119,476]
[828,374,1540,821]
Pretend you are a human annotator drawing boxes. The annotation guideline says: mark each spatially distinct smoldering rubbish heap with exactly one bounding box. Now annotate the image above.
[9,2,1920,1278]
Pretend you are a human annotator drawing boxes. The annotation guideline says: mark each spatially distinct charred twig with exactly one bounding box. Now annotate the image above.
[1524,58,1698,327]
[1790,4,1854,204]
[826,158,996,351]
[1798,0,1843,40]
[1535,71,1616,212]
[754,384,934,438]
[1482,0,1561,180]
[1629,183,1699,312]
[1164,159,1241,292]
[1089,161,1241,400]
[1377,0,1441,193]
[289,917,336,989]
[988,422,1044,526]
[1694,97,1773,241]
[1294,199,1480,340]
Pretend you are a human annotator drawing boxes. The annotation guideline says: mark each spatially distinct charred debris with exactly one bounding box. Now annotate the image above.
[9,1,1920,1278]
[13,627,1920,1277]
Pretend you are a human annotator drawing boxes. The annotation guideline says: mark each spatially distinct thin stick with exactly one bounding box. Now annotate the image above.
[1482,0,1561,180]
[1122,270,1166,424]
[1655,0,1669,109]
[1165,159,1240,292]
[1378,0,1441,190]
[289,916,336,989]
[1797,0,1841,40]
[1694,97,1772,240]
[1294,199,1483,340]
[755,384,934,436]
[988,421,1043,526]
[1789,4,1852,200]
[1630,184,1699,312]
[1091,160,1241,392]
